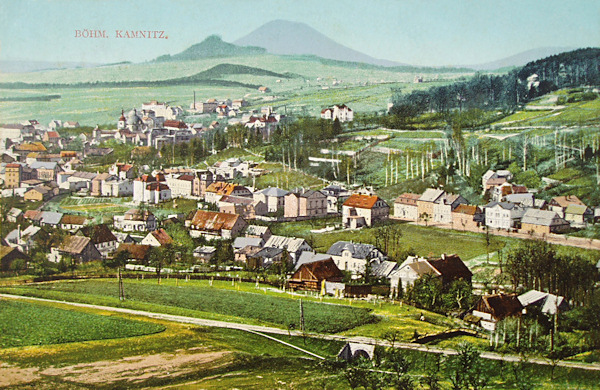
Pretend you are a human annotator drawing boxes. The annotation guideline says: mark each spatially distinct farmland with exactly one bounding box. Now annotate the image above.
[0,279,377,334]
[0,299,165,348]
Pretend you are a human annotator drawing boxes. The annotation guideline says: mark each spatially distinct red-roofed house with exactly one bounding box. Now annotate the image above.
[288,258,343,291]
[185,210,248,240]
[342,194,389,229]
[42,131,61,144]
[452,204,483,230]
[141,228,173,247]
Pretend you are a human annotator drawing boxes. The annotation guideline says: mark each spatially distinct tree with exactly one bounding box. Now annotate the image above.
[380,348,414,390]
[103,249,129,300]
[332,117,342,137]
[407,273,443,310]
[446,343,489,390]
[444,279,473,311]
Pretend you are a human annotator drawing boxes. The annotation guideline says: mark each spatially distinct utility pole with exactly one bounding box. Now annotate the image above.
[299,299,305,335]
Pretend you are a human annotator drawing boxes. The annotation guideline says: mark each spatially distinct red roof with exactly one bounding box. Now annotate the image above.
[116,243,151,260]
[163,120,187,129]
[6,163,21,168]
[453,204,481,215]
[46,131,60,138]
[343,194,382,209]
[150,228,173,245]
[394,193,420,206]
[137,174,156,183]
[146,182,170,191]
[187,210,243,232]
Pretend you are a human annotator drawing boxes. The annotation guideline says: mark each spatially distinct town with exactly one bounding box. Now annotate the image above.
[1,6,600,389]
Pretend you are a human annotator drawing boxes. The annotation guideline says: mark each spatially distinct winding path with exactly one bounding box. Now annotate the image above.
[2,293,599,372]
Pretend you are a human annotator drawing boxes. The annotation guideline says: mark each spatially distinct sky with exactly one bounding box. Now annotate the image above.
[0,0,598,67]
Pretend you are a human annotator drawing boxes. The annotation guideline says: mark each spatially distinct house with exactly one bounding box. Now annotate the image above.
[471,293,523,331]
[293,252,332,271]
[115,243,152,264]
[141,228,173,247]
[258,86,271,93]
[320,104,354,122]
[342,194,389,229]
[204,182,252,204]
[564,204,592,228]
[4,225,45,253]
[288,258,343,291]
[4,163,22,188]
[520,209,570,235]
[548,195,586,218]
[390,254,472,291]
[133,174,171,204]
[108,163,136,180]
[253,187,289,214]
[193,246,216,263]
[76,224,118,258]
[23,210,43,224]
[219,195,267,219]
[63,121,80,128]
[166,174,195,198]
[30,161,61,181]
[24,185,54,201]
[247,247,284,269]
[390,256,438,291]
[6,207,23,223]
[416,188,445,222]
[484,201,525,230]
[61,171,97,192]
[326,241,387,275]
[192,170,215,197]
[518,290,569,315]
[185,210,248,240]
[232,236,264,251]
[244,225,272,242]
[482,169,512,192]
[39,211,63,228]
[50,236,102,263]
[113,209,157,232]
[451,205,483,230]
[393,193,420,220]
[102,177,133,197]
[0,245,30,271]
[433,193,468,224]
[42,131,61,144]
[59,214,89,232]
[320,184,351,214]
[491,183,528,203]
[264,235,312,263]
[234,245,263,264]
[284,189,328,220]
[371,261,399,280]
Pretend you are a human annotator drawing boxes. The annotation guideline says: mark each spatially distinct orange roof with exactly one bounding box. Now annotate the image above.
[46,131,60,138]
[187,210,243,232]
[60,214,87,225]
[343,194,381,209]
[205,181,242,196]
[453,204,481,215]
[150,229,173,245]
[551,195,586,208]
[14,142,47,152]
[60,151,77,158]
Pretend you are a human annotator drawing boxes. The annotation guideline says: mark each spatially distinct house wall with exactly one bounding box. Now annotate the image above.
[284,194,299,218]
[452,213,478,230]
[394,203,418,220]
[417,201,435,222]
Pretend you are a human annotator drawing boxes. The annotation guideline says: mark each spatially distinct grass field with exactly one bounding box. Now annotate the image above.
[0,279,376,334]
[0,299,164,348]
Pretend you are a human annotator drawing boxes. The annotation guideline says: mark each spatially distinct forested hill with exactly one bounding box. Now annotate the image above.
[517,47,600,87]
[155,35,266,62]
[390,48,600,118]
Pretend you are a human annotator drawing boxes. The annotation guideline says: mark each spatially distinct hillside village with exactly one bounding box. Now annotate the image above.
[1,13,600,388]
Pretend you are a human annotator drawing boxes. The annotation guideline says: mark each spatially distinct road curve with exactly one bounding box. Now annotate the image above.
[2,293,599,372]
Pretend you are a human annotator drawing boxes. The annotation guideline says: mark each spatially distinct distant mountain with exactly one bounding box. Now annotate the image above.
[466,47,577,70]
[155,35,266,62]
[234,19,405,67]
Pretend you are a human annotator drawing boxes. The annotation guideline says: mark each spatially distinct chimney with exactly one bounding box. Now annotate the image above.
[17,224,21,241]
[441,253,446,260]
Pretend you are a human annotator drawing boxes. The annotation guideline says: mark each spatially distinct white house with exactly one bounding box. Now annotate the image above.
[253,187,289,213]
[321,104,354,122]
[342,194,389,229]
[133,174,171,204]
[393,193,420,220]
[484,201,524,230]
[326,241,387,275]
[113,209,157,232]
[166,174,194,198]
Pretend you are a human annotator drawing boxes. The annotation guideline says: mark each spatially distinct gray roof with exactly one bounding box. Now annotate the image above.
[419,188,445,203]
[518,290,569,314]
[8,208,23,218]
[40,211,63,225]
[232,236,263,250]
[245,225,270,236]
[485,201,518,210]
[193,245,216,255]
[327,241,378,260]
[294,252,331,271]
[30,161,57,170]
[265,235,310,254]
[371,260,398,278]
[521,209,567,227]
[258,187,289,197]
[252,247,283,259]
[72,171,98,180]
